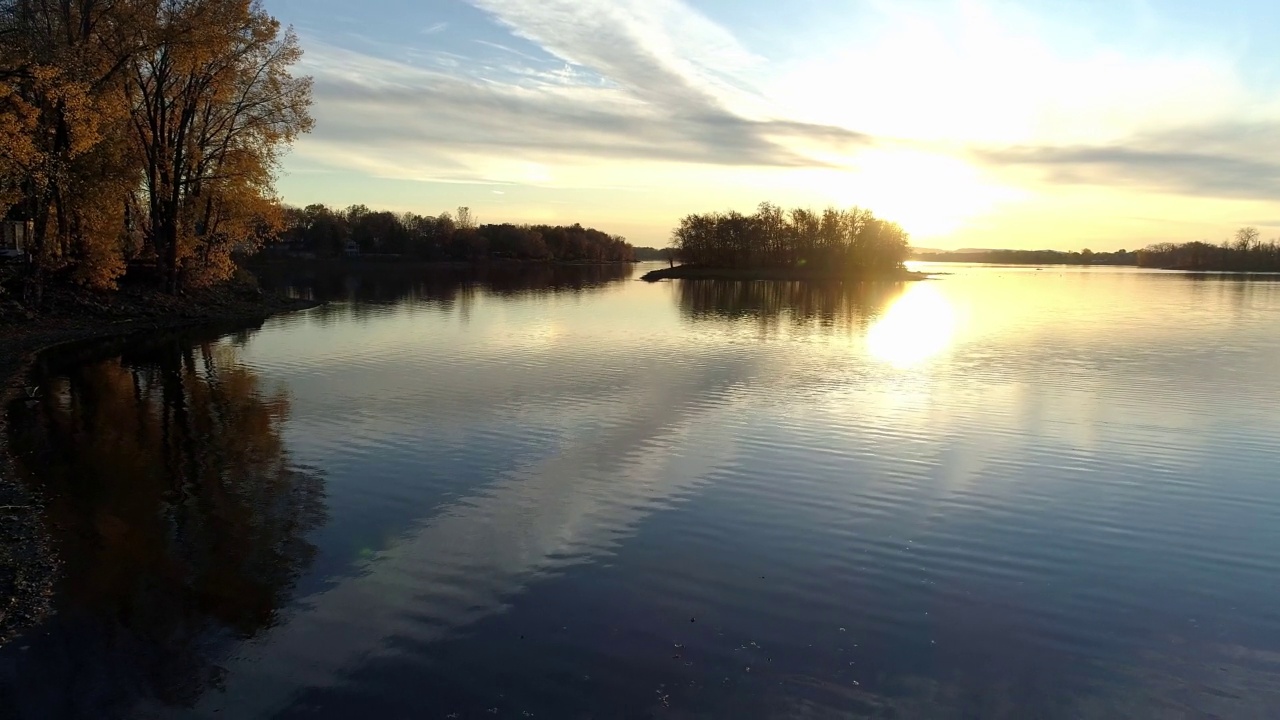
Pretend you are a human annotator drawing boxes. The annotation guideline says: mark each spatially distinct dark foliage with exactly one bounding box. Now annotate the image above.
[275,204,634,263]
[1137,228,1280,272]
[671,202,910,272]
[633,246,674,262]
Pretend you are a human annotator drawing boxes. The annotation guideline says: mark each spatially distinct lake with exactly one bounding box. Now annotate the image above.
[4,262,1280,718]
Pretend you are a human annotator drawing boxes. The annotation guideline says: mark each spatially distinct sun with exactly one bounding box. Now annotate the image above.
[809,148,1019,240]
[861,149,997,237]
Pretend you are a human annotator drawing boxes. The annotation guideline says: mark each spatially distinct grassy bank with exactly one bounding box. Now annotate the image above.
[639,264,929,283]
[0,276,320,646]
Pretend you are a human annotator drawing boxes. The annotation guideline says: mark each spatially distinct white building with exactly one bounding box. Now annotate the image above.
[1,220,31,259]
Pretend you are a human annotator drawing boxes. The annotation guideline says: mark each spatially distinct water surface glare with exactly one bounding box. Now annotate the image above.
[5,262,1280,718]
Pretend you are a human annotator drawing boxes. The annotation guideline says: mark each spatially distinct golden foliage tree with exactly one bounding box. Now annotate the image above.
[127,0,312,290]
[0,0,311,294]
[0,0,144,290]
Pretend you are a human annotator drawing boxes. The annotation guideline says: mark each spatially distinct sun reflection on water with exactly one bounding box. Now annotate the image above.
[866,282,957,367]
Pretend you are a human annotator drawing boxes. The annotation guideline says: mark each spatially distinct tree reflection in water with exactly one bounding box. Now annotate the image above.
[678,279,906,332]
[254,260,637,306]
[3,328,326,719]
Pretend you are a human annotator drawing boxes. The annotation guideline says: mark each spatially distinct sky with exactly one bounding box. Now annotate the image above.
[266,0,1280,251]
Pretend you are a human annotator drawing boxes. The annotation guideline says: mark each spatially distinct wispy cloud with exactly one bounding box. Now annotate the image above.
[977,122,1280,201]
[465,0,763,114]
[297,24,873,187]
[420,21,448,35]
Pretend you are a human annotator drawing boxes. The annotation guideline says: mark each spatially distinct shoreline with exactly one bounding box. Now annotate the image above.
[0,288,321,646]
[639,265,929,283]
[913,258,1280,274]
[252,256,641,267]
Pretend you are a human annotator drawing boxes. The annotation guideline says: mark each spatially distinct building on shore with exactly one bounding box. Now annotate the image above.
[1,220,31,260]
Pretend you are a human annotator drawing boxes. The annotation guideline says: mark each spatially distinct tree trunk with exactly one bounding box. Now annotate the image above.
[163,214,180,293]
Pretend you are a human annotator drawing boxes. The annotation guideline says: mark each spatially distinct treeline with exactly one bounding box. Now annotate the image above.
[277,204,634,263]
[913,249,1138,265]
[672,202,910,271]
[1137,228,1280,272]
[1,0,313,294]
[633,246,674,262]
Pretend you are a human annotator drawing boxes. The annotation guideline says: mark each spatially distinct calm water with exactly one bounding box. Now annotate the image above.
[5,262,1280,719]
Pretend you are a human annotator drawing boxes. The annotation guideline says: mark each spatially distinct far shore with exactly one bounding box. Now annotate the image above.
[0,282,320,646]
[253,254,639,267]
[640,264,929,283]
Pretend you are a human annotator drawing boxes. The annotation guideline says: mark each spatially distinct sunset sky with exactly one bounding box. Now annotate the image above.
[267,0,1280,251]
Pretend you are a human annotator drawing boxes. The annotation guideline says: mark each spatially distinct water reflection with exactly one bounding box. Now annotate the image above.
[2,329,326,719]
[7,265,1280,718]
[254,260,637,305]
[172,344,751,718]
[678,279,905,332]
[866,283,958,367]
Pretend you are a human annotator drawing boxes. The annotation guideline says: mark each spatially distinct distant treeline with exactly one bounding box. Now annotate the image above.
[276,204,634,263]
[913,249,1138,265]
[633,246,675,262]
[1137,228,1280,272]
[914,228,1280,272]
[671,202,910,271]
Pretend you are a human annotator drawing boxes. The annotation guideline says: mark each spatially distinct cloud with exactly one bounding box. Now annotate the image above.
[465,0,762,114]
[976,122,1280,201]
[295,38,872,186]
[765,0,1270,150]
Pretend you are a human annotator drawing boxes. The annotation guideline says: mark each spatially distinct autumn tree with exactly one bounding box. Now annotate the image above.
[125,0,312,291]
[0,0,146,292]
[1,0,311,295]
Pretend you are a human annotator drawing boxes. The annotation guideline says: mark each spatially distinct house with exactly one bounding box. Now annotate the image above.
[1,220,31,260]
[343,239,360,257]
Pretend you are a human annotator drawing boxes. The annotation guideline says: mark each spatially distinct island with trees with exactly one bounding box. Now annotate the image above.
[641,202,920,282]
